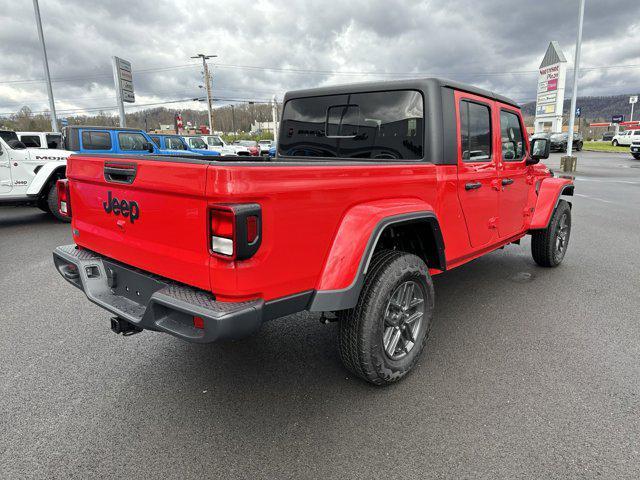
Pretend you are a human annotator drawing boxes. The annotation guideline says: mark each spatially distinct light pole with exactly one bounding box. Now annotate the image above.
[191,53,217,134]
[32,0,58,132]
[271,95,279,141]
[565,0,585,161]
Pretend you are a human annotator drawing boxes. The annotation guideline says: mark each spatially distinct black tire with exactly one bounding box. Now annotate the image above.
[338,250,434,386]
[36,197,50,213]
[612,140,618,147]
[632,153,640,160]
[531,200,571,267]
[576,141,582,151]
[46,185,70,222]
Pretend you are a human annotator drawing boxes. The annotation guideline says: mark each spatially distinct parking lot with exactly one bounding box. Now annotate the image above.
[1,150,639,479]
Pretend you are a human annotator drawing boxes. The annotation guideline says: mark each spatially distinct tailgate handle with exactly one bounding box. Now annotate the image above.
[104,162,137,184]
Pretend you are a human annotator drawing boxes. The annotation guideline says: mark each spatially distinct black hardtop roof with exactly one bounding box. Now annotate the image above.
[283,77,520,109]
[63,125,146,133]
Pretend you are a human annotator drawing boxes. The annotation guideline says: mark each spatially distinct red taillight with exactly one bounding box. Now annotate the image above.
[210,208,235,256]
[56,179,71,217]
[208,204,262,260]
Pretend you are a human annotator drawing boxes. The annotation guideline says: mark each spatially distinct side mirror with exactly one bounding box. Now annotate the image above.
[145,142,155,153]
[527,138,549,164]
[202,144,208,149]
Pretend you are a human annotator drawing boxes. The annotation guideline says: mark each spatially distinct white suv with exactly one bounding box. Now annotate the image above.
[612,130,640,147]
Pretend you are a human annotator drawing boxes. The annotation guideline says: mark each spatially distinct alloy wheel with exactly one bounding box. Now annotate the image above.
[382,280,426,360]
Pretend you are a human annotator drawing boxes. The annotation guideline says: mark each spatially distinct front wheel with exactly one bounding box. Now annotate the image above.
[531,200,571,267]
[632,153,640,160]
[612,140,619,147]
[338,250,434,385]
[575,141,582,151]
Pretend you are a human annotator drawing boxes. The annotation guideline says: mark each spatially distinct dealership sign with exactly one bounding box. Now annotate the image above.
[113,56,135,103]
[534,42,568,133]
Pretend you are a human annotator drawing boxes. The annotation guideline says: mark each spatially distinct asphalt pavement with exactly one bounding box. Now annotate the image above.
[1,151,639,479]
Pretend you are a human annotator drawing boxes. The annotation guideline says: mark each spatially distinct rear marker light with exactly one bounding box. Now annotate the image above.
[193,316,204,329]
[246,215,258,244]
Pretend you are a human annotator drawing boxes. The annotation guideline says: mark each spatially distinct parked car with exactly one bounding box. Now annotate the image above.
[258,139,272,155]
[149,134,220,157]
[268,142,276,158]
[602,131,615,142]
[612,129,640,147]
[631,141,640,159]
[183,135,214,151]
[0,130,73,221]
[233,140,260,156]
[64,126,190,157]
[53,77,572,386]
[198,135,246,155]
[17,131,64,149]
[547,132,583,152]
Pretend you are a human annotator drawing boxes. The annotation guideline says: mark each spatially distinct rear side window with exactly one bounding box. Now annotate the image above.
[279,90,424,160]
[118,132,148,151]
[500,110,524,161]
[81,131,112,150]
[46,134,62,149]
[460,100,492,162]
[20,135,41,147]
[150,136,161,147]
[166,136,187,150]
[207,137,223,147]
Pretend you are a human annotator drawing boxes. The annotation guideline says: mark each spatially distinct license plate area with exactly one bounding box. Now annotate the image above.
[102,260,165,306]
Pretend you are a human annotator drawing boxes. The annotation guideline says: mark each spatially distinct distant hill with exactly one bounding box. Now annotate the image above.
[521,94,637,124]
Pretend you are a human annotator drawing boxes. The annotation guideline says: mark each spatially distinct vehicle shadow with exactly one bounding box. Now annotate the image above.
[0,208,59,228]
[91,245,546,468]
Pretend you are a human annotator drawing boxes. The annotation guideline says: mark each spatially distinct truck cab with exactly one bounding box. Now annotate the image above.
[0,130,73,220]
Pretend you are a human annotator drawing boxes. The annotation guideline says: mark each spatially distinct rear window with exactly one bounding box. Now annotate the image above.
[81,131,112,150]
[279,90,424,160]
[20,135,41,147]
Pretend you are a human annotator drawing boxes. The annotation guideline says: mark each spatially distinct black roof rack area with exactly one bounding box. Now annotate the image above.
[283,77,520,109]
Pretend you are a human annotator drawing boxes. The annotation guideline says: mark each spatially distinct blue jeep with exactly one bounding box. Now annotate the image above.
[149,134,220,157]
[62,126,217,157]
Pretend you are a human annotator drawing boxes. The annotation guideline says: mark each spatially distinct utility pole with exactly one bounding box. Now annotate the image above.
[191,53,216,134]
[271,95,279,141]
[32,0,58,132]
[230,104,236,137]
[565,0,585,162]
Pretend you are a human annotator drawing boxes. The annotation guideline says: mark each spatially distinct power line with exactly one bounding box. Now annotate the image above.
[3,61,640,86]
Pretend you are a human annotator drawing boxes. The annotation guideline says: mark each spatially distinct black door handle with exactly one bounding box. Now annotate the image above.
[465,182,482,190]
[502,178,514,186]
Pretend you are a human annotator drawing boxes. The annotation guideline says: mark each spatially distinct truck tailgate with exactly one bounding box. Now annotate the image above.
[67,155,211,291]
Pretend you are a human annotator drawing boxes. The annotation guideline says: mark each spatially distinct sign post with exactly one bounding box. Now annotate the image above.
[630,95,638,122]
[112,56,135,127]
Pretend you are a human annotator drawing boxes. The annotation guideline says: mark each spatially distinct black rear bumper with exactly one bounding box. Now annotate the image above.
[53,245,264,343]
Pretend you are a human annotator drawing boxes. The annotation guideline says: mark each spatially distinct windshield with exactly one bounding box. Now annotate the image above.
[279,90,424,159]
[237,140,257,147]
[189,137,207,148]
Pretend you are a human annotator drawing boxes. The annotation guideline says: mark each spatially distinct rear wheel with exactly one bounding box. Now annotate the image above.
[531,200,571,267]
[338,250,434,385]
[632,153,640,160]
[46,184,70,222]
[575,141,583,151]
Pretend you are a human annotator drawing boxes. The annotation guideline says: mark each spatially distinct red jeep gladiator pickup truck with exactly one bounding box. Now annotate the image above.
[53,78,573,385]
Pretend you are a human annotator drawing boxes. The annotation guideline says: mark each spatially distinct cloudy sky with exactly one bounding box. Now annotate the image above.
[1,0,638,118]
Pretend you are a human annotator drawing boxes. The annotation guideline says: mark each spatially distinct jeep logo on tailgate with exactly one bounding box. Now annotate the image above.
[103,191,140,223]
